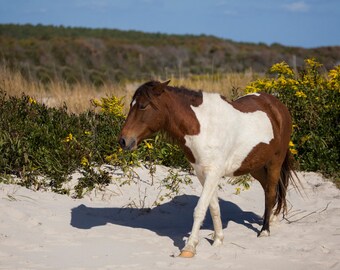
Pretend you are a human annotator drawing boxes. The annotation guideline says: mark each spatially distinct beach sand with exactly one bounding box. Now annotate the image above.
[1,167,339,269]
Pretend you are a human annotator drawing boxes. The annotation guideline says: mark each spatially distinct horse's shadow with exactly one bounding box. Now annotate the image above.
[70,195,262,250]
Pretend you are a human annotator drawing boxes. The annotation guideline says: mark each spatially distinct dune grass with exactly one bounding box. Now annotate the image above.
[0,64,257,114]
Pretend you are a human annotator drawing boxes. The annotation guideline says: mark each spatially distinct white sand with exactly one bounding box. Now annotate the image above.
[1,167,339,270]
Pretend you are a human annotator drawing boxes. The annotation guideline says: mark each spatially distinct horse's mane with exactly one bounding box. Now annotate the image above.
[167,85,203,99]
[132,81,158,101]
[133,80,203,102]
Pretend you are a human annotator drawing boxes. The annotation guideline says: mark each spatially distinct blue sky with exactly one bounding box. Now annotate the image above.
[0,0,339,48]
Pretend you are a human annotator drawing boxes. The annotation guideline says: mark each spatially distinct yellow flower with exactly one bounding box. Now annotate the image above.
[63,133,73,142]
[91,98,102,107]
[270,62,294,77]
[289,141,298,155]
[28,96,37,104]
[301,135,311,144]
[290,148,298,155]
[84,131,92,135]
[305,58,322,69]
[327,65,340,91]
[295,91,307,98]
[92,96,125,117]
[105,154,115,162]
[145,142,153,149]
[81,157,89,166]
[245,84,261,94]
[328,66,340,79]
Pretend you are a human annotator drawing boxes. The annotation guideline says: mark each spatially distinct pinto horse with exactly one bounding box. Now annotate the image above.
[119,80,299,258]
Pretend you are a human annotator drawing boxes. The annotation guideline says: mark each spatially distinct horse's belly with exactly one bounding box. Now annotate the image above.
[189,139,273,178]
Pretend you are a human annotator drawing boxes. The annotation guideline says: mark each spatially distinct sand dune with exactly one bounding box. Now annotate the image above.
[1,167,339,269]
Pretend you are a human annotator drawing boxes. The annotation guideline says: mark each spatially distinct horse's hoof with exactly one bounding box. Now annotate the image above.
[212,238,223,247]
[179,250,195,258]
[258,230,270,237]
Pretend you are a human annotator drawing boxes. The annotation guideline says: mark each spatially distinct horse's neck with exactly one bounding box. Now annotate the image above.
[162,91,201,145]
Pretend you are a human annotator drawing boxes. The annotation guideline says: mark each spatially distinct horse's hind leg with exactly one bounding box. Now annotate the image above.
[262,165,281,236]
[251,165,280,237]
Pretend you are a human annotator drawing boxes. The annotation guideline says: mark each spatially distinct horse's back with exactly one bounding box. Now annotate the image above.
[233,92,288,114]
[232,92,292,137]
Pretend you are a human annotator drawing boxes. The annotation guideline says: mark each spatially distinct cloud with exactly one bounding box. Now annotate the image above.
[283,1,310,12]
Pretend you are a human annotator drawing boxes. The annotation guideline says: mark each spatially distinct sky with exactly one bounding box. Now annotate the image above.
[0,0,339,48]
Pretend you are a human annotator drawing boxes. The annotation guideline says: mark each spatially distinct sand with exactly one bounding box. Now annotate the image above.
[0,166,339,269]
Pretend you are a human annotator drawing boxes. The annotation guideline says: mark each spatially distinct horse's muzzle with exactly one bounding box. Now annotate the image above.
[119,136,137,151]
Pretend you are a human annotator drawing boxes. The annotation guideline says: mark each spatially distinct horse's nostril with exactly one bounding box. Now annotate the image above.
[119,137,126,148]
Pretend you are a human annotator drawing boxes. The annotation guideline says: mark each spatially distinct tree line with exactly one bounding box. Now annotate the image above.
[1,23,339,85]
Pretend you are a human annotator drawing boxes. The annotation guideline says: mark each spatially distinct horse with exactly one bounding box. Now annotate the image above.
[118,80,299,258]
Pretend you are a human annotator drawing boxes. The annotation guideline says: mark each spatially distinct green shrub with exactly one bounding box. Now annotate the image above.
[245,58,339,183]
[0,91,124,194]
[0,91,189,197]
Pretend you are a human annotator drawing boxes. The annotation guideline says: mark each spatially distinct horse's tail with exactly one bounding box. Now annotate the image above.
[274,150,302,216]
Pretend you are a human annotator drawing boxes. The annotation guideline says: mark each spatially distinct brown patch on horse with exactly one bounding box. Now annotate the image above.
[164,85,203,163]
[233,142,275,176]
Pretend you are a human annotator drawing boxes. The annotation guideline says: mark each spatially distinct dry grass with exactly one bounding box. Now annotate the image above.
[168,72,257,99]
[0,65,259,114]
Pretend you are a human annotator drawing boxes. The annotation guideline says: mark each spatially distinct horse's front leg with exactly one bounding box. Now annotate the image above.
[180,173,220,258]
[195,172,224,248]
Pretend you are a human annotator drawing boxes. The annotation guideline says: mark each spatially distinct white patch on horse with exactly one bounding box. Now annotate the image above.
[247,92,261,97]
[184,92,274,176]
[235,92,261,100]
[131,99,136,107]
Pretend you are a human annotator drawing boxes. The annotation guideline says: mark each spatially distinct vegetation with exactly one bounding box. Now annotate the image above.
[0,89,190,197]
[1,24,340,85]
[0,23,339,195]
[246,59,340,185]
[0,58,339,196]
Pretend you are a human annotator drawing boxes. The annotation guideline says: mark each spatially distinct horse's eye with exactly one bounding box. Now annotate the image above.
[138,103,148,110]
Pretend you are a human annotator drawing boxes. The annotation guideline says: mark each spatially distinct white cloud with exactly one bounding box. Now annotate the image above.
[283,1,310,12]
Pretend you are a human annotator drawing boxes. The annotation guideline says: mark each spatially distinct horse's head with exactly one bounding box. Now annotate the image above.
[118,80,170,150]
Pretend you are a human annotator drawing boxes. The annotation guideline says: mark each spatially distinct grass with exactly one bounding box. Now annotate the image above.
[0,64,257,114]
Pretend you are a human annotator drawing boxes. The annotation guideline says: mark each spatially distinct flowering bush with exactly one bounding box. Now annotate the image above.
[0,91,189,197]
[246,58,339,181]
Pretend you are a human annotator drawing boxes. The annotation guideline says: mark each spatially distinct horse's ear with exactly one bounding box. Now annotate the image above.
[162,80,171,86]
[153,80,170,96]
